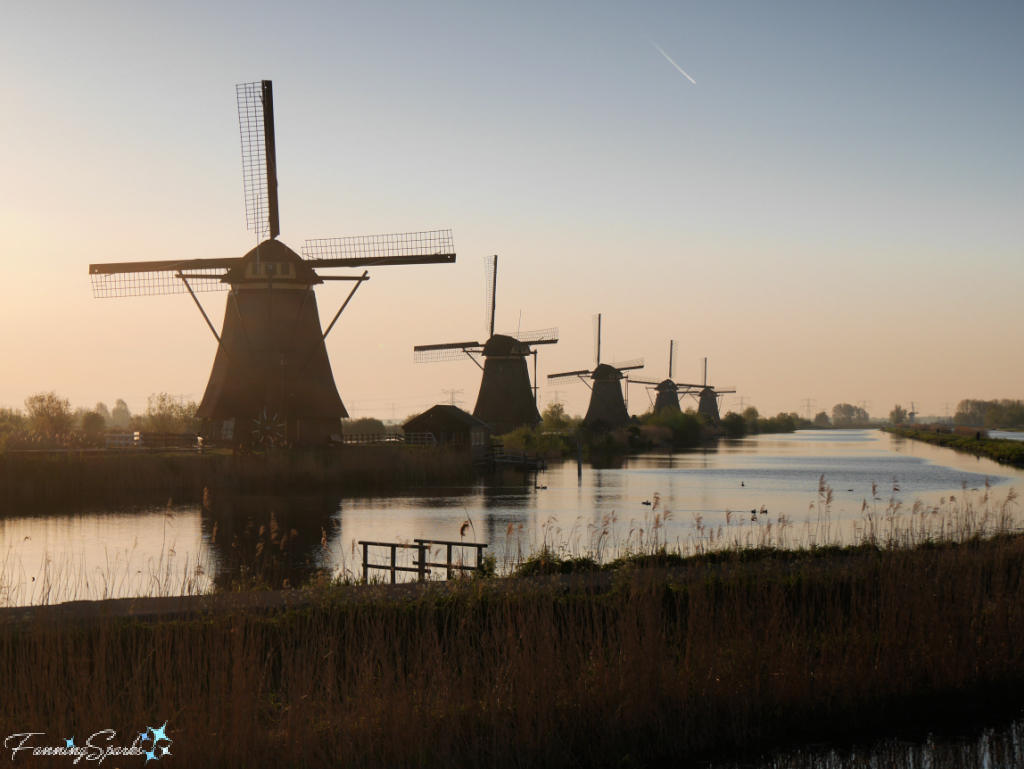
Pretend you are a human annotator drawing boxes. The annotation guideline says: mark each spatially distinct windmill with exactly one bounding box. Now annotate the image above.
[546,314,644,430]
[908,401,918,425]
[89,80,456,447]
[412,255,558,435]
[686,358,735,422]
[624,340,701,413]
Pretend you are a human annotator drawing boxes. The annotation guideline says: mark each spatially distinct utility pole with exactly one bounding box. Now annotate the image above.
[800,398,817,420]
[549,390,566,406]
[735,396,751,409]
[941,402,953,422]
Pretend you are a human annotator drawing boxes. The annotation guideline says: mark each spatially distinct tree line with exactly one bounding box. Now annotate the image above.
[0,391,199,449]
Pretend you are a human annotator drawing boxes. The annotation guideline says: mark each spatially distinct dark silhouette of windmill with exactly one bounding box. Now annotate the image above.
[412,255,558,435]
[89,80,455,447]
[626,340,701,413]
[689,358,735,422]
[546,314,643,430]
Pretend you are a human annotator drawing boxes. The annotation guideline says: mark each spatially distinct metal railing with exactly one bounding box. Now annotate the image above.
[358,539,488,583]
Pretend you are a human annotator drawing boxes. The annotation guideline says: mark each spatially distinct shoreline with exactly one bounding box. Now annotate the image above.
[885,426,1024,467]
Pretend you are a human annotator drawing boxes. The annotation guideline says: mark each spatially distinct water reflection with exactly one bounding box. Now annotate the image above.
[2,430,1022,604]
[713,715,1024,768]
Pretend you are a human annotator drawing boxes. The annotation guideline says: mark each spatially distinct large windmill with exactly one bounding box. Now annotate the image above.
[626,340,700,413]
[89,80,455,447]
[546,314,643,429]
[412,255,557,435]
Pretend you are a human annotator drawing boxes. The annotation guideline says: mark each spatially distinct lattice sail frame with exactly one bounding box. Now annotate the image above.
[237,81,274,240]
[302,230,454,261]
[547,370,593,386]
[484,254,497,338]
[90,269,230,299]
[612,358,645,371]
[413,344,483,364]
[500,328,559,344]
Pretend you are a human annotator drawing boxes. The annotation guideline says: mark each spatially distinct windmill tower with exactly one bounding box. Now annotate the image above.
[412,255,558,435]
[546,314,643,430]
[89,81,456,447]
[690,358,735,422]
[625,340,700,413]
[908,401,918,425]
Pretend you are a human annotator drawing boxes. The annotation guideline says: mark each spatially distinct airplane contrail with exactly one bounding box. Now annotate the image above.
[649,39,696,84]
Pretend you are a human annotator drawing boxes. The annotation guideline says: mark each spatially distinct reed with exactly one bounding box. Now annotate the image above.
[3,497,1024,766]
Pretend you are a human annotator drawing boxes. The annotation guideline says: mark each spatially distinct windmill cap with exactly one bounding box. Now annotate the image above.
[656,379,675,391]
[592,363,624,381]
[482,334,530,357]
[223,239,321,284]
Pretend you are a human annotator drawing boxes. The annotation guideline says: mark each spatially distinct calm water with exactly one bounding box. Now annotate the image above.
[2,430,1022,604]
[991,430,1024,442]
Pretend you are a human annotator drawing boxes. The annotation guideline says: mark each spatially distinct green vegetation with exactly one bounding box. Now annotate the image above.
[813,410,830,426]
[493,424,571,455]
[890,404,908,424]
[717,406,808,438]
[341,416,388,434]
[638,407,706,445]
[955,398,1024,429]
[886,427,1024,467]
[540,401,582,431]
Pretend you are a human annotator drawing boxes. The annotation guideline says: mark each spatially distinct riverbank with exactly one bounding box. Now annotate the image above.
[0,446,476,508]
[885,426,1024,467]
[4,534,1024,768]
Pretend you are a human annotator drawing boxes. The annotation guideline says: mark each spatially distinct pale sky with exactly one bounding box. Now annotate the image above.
[2,1,1021,421]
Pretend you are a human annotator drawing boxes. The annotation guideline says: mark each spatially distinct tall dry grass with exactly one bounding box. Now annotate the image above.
[3,529,1024,767]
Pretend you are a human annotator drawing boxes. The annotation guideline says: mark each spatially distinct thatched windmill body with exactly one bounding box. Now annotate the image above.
[89,81,455,446]
[413,255,557,435]
[547,314,644,430]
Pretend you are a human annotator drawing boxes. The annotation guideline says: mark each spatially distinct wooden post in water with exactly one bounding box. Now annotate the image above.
[577,442,583,482]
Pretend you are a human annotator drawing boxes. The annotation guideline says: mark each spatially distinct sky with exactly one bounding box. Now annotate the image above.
[1,0,1022,421]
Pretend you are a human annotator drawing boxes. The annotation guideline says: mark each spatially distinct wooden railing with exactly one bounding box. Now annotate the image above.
[358,539,489,583]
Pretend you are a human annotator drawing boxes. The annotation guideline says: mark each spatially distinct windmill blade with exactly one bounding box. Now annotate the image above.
[669,340,678,380]
[413,341,483,363]
[592,314,601,367]
[484,254,497,338]
[712,387,737,394]
[547,369,592,385]
[612,358,644,372]
[302,231,456,266]
[237,80,279,240]
[627,377,663,387]
[500,328,559,345]
[88,260,234,298]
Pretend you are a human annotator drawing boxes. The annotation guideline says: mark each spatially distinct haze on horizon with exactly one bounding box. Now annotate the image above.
[1,1,1021,423]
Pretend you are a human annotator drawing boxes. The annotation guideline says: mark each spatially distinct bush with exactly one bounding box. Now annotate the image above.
[144,393,198,433]
[721,411,747,438]
[494,425,569,455]
[342,417,387,434]
[639,409,704,446]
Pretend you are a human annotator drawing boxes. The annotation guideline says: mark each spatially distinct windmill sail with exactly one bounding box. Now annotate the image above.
[302,231,455,266]
[413,341,483,363]
[237,80,279,240]
[484,254,497,338]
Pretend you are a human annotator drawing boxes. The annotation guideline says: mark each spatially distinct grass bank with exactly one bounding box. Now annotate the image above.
[885,427,1024,467]
[4,533,1024,768]
[0,446,475,509]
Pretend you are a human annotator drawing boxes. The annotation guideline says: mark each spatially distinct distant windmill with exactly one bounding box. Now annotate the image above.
[412,255,558,434]
[688,358,735,422]
[625,340,701,413]
[908,401,918,425]
[546,314,643,429]
[89,80,456,447]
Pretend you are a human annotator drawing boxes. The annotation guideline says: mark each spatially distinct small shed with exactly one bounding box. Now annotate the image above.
[403,405,491,457]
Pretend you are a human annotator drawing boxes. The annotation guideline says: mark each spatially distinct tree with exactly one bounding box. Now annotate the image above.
[80,411,107,437]
[813,411,830,427]
[144,393,198,433]
[890,404,908,424]
[832,403,869,427]
[110,399,132,429]
[542,402,580,431]
[721,411,747,438]
[342,417,386,434]
[95,402,111,421]
[24,391,73,435]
